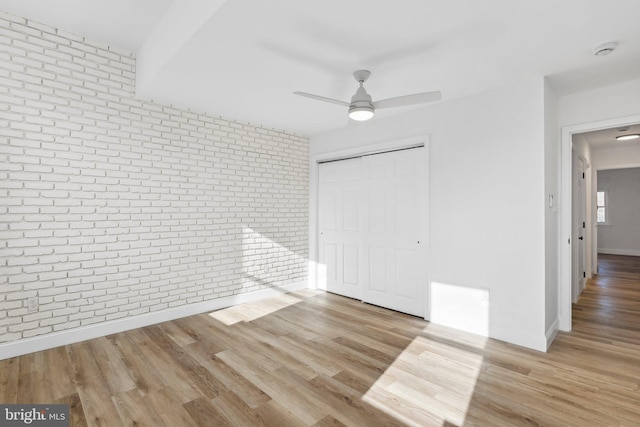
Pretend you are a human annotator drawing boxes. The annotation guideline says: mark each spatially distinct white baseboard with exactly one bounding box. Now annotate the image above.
[489,324,549,352]
[0,281,308,361]
[545,318,559,351]
[598,248,640,257]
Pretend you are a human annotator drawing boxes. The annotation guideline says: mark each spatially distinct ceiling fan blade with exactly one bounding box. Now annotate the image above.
[374,91,442,109]
[293,92,349,107]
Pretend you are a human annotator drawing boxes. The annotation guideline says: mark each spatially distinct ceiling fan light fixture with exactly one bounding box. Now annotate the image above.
[616,134,640,141]
[349,105,374,121]
[294,69,441,123]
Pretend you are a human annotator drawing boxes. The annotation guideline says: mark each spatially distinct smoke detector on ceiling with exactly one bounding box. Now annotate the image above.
[593,42,617,57]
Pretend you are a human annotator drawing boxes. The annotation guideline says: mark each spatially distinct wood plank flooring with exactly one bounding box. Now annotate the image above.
[1,254,639,426]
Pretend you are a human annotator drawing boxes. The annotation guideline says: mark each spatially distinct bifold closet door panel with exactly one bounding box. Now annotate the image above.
[318,158,363,300]
[361,148,427,317]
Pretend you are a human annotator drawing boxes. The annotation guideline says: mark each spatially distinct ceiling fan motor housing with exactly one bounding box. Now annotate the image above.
[351,85,372,104]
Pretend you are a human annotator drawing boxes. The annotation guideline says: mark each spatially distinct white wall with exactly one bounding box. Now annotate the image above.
[0,14,309,355]
[591,143,640,264]
[597,167,640,256]
[558,78,640,128]
[593,145,640,170]
[312,78,548,350]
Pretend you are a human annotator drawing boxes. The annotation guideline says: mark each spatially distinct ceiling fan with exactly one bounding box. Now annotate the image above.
[294,70,441,121]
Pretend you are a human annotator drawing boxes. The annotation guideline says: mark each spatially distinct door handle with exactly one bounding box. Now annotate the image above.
[578,236,583,240]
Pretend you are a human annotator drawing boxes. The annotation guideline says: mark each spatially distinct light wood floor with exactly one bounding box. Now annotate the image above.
[2,254,639,426]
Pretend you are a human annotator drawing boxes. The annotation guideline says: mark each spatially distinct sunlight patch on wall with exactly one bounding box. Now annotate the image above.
[240,227,308,291]
[362,333,484,426]
[430,282,490,337]
[311,260,328,290]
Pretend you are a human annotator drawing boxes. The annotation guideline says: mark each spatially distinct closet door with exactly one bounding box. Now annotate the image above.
[362,148,428,317]
[318,146,428,317]
[318,158,363,300]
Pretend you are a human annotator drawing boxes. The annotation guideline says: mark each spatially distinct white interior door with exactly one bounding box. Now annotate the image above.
[577,158,587,295]
[362,148,428,317]
[572,154,587,302]
[317,146,428,317]
[318,158,362,300]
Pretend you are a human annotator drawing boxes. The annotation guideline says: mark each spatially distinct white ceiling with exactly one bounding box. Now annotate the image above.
[579,124,640,150]
[0,0,173,52]
[2,0,640,137]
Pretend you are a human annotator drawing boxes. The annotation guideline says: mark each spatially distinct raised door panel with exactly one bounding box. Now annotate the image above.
[343,244,360,286]
[368,246,389,293]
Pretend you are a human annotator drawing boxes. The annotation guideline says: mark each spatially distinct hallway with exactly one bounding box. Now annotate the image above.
[571,254,640,344]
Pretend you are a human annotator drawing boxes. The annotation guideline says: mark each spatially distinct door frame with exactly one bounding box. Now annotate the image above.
[559,114,640,331]
[309,135,431,318]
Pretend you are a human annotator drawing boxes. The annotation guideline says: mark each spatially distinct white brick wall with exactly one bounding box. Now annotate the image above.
[0,13,309,344]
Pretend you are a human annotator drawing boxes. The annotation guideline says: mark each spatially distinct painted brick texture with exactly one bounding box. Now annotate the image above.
[0,13,309,343]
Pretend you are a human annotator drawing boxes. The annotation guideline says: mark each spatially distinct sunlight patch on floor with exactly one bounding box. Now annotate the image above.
[422,321,489,351]
[363,330,486,426]
[208,293,302,325]
[207,227,308,325]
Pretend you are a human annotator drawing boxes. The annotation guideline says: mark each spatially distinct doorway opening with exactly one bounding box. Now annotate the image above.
[560,116,640,331]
